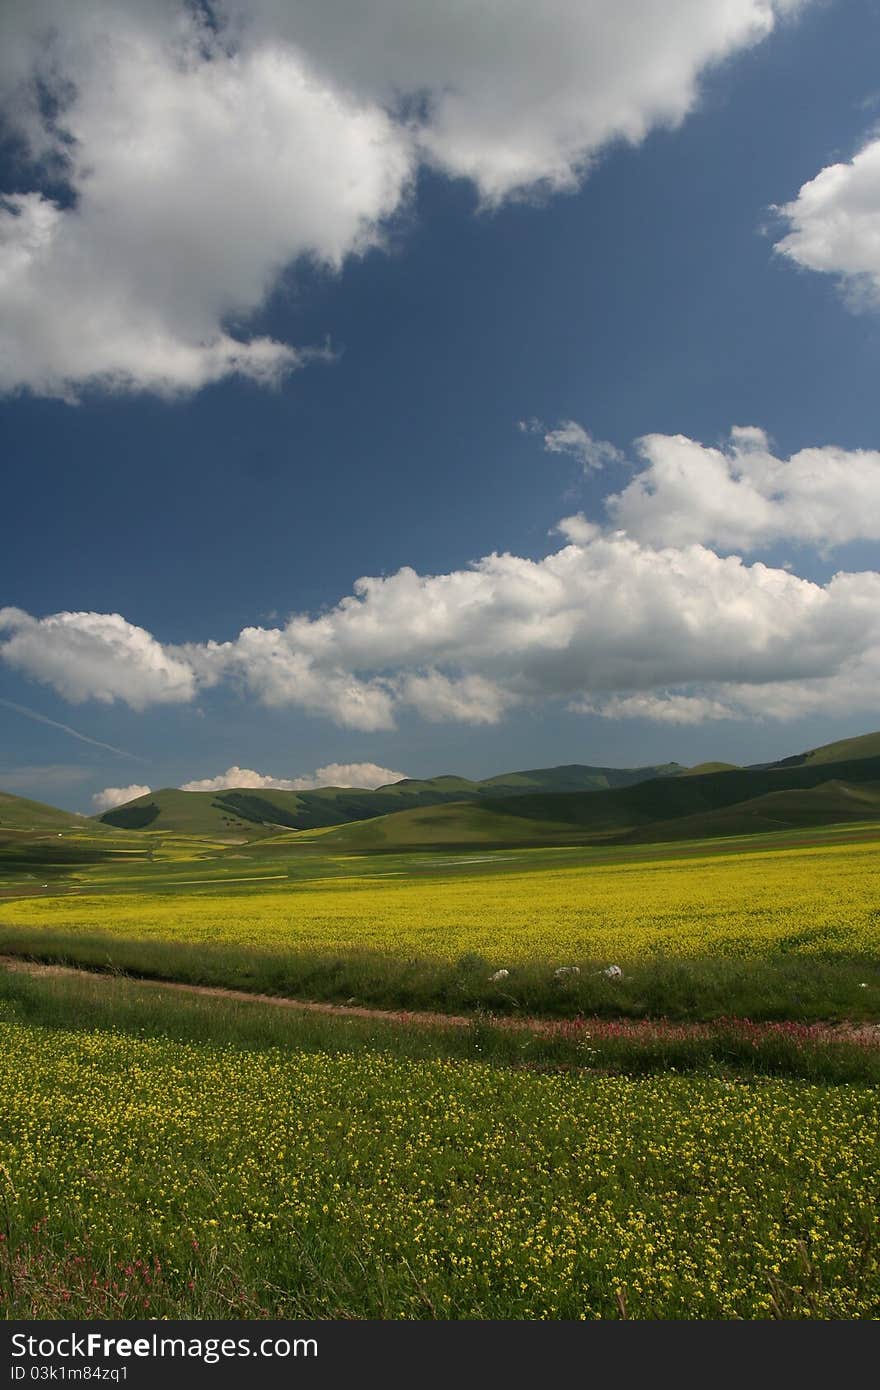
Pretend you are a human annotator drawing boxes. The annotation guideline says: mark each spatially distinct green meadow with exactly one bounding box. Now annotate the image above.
[1,739,879,1320]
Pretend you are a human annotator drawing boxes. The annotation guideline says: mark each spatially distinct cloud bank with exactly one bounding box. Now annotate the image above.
[6,418,878,732]
[3,419,873,728]
[179,762,407,792]
[0,0,804,398]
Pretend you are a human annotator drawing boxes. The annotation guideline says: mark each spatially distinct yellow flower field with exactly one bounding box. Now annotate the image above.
[1,1018,877,1319]
[4,839,879,960]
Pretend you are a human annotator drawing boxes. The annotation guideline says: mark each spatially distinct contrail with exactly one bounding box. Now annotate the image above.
[0,696,146,762]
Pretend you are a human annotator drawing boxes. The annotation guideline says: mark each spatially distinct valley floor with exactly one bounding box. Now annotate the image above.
[1,823,878,1320]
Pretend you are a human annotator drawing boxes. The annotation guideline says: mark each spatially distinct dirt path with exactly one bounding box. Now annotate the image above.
[3,953,879,1046]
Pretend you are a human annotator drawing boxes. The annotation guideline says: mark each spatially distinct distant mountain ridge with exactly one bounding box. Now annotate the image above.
[96,760,685,835]
[3,729,879,848]
[296,750,880,853]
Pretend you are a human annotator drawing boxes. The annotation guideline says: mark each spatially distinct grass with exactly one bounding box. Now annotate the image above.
[793,731,880,767]
[1,833,877,944]
[2,799,878,1321]
[1,991,877,1319]
[2,835,879,1021]
[2,963,879,1083]
[1,928,878,1024]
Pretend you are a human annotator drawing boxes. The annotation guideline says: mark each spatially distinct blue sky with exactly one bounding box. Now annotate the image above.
[2,0,880,811]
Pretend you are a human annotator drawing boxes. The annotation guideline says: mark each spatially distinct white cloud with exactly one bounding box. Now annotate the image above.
[9,533,880,727]
[180,762,407,792]
[191,627,397,731]
[774,136,880,308]
[593,425,880,552]
[92,783,151,811]
[401,671,514,724]
[581,693,744,725]
[7,415,880,730]
[250,0,802,203]
[0,607,196,708]
[555,514,604,545]
[521,418,623,472]
[0,1,805,397]
[0,3,410,399]
[307,762,407,789]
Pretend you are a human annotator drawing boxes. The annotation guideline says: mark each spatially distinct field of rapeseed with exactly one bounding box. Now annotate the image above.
[3,839,879,961]
[1,1016,878,1320]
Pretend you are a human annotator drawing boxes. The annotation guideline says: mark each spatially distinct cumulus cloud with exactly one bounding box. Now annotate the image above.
[605,425,880,551]
[0,607,196,708]
[6,533,880,729]
[7,411,880,731]
[0,0,804,397]
[774,135,880,308]
[400,672,514,724]
[92,783,151,811]
[249,0,802,203]
[555,514,604,545]
[0,6,407,399]
[180,762,406,792]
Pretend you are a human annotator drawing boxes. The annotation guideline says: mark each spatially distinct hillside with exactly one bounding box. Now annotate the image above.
[488,752,880,831]
[0,790,148,876]
[621,778,880,844]
[767,730,880,769]
[280,802,590,853]
[677,761,739,777]
[0,790,93,831]
[96,760,684,835]
[282,753,880,853]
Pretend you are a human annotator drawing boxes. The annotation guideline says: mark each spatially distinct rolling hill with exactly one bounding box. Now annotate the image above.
[0,790,94,831]
[8,728,880,853]
[95,760,685,835]
[280,751,880,853]
[0,790,146,875]
[766,730,880,769]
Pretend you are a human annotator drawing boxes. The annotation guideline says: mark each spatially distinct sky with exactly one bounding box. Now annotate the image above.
[2,0,880,812]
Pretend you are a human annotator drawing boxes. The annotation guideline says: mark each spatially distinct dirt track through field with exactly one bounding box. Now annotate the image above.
[2,953,879,1046]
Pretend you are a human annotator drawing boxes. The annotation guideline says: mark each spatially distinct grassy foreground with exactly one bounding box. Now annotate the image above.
[1,927,878,1022]
[1,971,878,1320]
[2,965,878,1082]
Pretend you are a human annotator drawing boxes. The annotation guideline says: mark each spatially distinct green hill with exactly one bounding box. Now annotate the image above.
[488,752,880,832]
[767,730,880,769]
[283,753,880,853]
[284,802,589,853]
[96,761,685,836]
[0,790,93,831]
[94,788,267,837]
[0,790,148,875]
[678,761,739,776]
[621,779,880,843]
